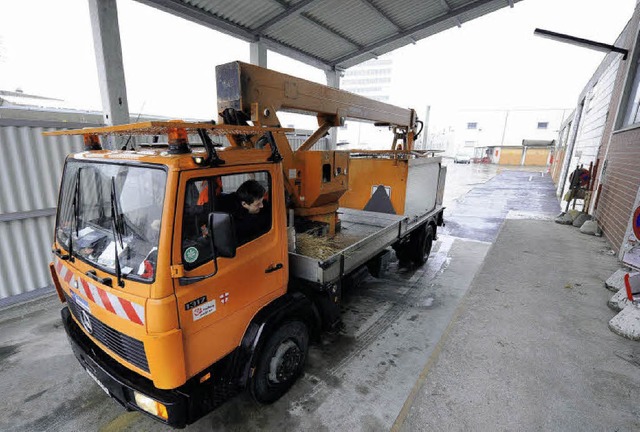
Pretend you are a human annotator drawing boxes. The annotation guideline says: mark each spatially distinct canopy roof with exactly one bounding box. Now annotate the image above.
[137,0,521,70]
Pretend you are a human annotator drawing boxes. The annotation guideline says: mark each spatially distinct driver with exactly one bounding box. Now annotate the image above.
[232,179,270,245]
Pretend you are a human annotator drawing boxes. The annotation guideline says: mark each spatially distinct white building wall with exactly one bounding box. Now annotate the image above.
[450,108,570,158]
[560,57,621,200]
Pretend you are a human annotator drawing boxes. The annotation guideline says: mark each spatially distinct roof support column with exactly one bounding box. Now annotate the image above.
[88,0,130,140]
[325,69,341,89]
[250,39,268,67]
[324,69,341,149]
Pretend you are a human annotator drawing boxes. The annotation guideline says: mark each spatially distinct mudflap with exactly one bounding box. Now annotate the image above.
[291,279,343,333]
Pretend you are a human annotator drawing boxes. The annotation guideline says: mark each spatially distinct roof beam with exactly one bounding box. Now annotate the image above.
[359,0,421,46]
[300,12,363,49]
[439,0,452,11]
[269,0,290,8]
[331,0,498,67]
[254,0,318,34]
[134,0,256,41]
[440,0,461,27]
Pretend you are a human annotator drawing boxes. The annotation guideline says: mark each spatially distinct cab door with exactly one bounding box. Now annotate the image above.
[173,165,288,377]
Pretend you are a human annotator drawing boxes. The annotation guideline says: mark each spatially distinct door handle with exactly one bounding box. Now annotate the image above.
[265,263,283,274]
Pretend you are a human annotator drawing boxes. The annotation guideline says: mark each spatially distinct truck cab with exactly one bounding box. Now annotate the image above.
[50,128,315,427]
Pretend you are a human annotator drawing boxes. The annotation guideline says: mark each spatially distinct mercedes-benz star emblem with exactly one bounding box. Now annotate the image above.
[80,310,93,334]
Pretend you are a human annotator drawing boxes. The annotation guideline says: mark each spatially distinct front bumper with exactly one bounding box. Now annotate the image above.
[61,306,190,428]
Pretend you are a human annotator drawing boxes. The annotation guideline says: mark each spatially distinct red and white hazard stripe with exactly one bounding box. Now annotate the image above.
[55,259,75,285]
[55,258,145,326]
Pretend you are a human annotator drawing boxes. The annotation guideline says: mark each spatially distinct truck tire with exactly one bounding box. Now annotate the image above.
[250,321,309,404]
[392,242,412,266]
[410,225,434,266]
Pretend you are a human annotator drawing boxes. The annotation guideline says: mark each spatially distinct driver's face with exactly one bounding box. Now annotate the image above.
[242,197,264,214]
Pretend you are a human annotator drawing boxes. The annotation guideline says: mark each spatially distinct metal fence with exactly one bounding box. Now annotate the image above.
[0,107,329,302]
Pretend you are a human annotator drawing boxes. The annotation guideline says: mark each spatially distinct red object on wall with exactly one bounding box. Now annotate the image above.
[495,150,499,156]
[632,206,640,241]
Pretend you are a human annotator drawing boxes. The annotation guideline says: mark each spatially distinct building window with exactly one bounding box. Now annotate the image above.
[620,32,640,128]
[467,122,477,130]
[537,122,549,129]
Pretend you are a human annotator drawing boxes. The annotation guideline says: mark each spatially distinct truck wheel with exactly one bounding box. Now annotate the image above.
[410,225,434,266]
[250,321,309,404]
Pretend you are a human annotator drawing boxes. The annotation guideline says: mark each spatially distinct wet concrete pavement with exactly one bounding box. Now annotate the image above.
[397,219,638,431]
[0,162,588,431]
[442,164,559,242]
[0,235,492,432]
[441,161,501,210]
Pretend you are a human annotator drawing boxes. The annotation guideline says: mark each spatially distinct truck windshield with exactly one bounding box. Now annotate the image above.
[56,160,166,282]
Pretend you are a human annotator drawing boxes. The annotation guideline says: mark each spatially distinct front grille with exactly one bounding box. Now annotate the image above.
[65,293,150,373]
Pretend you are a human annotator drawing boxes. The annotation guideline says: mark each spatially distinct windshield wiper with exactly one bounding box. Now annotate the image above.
[110,177,125,288]
[68,168,81,262]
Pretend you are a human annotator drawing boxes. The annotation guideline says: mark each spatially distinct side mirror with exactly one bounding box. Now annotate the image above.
[208,212,237,258]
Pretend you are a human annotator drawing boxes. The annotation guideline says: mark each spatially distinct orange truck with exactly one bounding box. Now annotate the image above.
[46,62,446,427]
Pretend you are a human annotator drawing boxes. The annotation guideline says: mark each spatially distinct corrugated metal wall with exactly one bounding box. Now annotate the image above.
[0,117,85,300]
[0,107,328,301]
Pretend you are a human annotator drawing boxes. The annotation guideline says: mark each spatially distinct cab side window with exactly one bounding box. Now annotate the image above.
[216,172,272,247]
[181,173,272,270]
[182,179,213,269]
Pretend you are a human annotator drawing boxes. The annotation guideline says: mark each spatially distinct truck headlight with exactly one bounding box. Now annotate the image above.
[133,391,168,420]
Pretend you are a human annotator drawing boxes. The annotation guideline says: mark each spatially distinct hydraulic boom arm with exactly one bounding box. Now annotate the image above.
[216,61,418,132]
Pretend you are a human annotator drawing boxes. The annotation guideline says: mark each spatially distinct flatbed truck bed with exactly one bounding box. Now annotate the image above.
[290,205,444,285]
[291,156,446,286]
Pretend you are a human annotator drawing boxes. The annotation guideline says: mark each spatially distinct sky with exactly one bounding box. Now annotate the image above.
[0,0,636,131]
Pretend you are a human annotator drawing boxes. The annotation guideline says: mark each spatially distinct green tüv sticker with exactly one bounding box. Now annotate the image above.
[184,247,199,263]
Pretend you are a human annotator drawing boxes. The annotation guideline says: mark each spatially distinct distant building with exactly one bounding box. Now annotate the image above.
[0,89,68,109]
[341,56,392,102]
[338,55,394,150]
[426,125,454,154]
[448,108,570,165]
